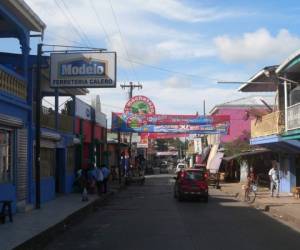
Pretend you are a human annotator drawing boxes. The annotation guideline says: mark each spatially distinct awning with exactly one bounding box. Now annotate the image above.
[222,149,271,161]
[206,144,219,168]
[207,152,224,173]
[0,114,23,128]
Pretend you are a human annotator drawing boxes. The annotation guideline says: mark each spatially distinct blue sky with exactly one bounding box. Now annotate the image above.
[3,0,300,117]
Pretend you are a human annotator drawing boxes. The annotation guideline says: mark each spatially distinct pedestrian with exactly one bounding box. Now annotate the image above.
[79,169,89,202]
[95,165,104,196]
[100,164,111,193]
[268,160,280,197]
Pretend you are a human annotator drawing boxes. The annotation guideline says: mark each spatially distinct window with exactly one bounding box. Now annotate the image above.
[0,129,13,183]
[40,148,55,178]
[185,171,204,181]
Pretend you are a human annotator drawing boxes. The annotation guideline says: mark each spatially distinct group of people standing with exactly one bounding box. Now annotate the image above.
[77,165,111,202]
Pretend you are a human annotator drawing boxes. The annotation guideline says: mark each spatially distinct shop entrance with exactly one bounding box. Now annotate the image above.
[56,148,65,193]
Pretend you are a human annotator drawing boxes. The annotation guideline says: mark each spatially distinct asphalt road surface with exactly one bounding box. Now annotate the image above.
[45,175,300,250]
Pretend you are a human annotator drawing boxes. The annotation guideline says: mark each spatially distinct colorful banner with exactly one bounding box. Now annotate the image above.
[112,122,228,134]
[142,133,188,139]
[113,112,229,127]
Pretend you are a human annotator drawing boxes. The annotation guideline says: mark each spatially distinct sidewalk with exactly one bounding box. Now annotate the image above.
[220,182,300,229]
[0,181,125,250]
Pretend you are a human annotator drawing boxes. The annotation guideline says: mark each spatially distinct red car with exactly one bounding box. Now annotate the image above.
[174,169,209,202]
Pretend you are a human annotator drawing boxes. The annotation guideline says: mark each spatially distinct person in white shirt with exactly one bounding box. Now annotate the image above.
[268,160,280,197]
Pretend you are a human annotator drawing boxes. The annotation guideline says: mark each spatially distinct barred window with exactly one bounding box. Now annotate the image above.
[0,129,13,183]
[40,148,55,178]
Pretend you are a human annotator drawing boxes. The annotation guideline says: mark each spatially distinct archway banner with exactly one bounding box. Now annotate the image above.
[113,112,229,127]
[142,133,188,139]
[112,113,228,134]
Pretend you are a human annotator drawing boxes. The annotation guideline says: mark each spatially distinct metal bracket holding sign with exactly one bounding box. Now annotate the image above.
[50,51,117,88]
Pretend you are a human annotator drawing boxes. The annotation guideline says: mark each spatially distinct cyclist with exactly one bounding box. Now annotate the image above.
[244,167,256,200]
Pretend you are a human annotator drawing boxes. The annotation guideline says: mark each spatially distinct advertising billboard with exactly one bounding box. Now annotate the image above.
[50,52,116,88]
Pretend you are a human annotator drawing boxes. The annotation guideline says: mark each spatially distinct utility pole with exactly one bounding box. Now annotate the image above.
[120,81,143,175]
[120,82,143,99]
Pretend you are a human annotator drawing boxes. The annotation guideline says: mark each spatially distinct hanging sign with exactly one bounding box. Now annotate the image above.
[50,52,116,88]
[124,95,156,114]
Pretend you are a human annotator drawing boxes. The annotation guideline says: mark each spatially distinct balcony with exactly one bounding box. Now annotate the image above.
[251,111,284,138]
[36,106,73,133]
[287,103,300,131]
[0,65,27,100]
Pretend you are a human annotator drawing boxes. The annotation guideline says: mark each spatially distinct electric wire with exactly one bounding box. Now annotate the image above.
[59,0,94,47]
[88,0,130,83]
[53,0,90,47]
[107,0,140,83]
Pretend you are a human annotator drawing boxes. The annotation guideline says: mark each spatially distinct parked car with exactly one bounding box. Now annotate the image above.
[175,163,187,173]
[173,169,209,202]
[160,163,169,174]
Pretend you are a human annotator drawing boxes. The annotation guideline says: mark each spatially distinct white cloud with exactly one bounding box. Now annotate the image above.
[164,76,191,88]
[26,0,219,68]
[214,28,300,63]
[131,0,240,23]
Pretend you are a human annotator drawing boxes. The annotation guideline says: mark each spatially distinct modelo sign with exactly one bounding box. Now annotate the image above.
[50,52,116,88]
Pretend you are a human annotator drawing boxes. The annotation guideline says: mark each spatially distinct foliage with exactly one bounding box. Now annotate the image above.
[223,130,252,164]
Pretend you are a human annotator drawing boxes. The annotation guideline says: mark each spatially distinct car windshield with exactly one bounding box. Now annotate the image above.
[184,171,204,180]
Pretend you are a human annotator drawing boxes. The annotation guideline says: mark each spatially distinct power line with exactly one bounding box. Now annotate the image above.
[44,32,87,47]
[60,0,94,47]
[107,0,139,83]
[53,0,90,47]
[119,57,219,81]
[88,0,130,83]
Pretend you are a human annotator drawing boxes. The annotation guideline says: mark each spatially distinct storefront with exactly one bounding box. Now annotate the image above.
[0,0,45,213]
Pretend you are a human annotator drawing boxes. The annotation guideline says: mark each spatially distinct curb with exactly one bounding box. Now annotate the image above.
[220,187,300,228]
[13,186,125,250]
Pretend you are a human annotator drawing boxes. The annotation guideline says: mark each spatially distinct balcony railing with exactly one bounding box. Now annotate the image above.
[287,103,300,131]
[0,65,27,100]
[34,105,73,133]
[251,111,284,138]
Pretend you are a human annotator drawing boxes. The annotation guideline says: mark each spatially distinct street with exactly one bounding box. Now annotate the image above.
[44,176,300,250]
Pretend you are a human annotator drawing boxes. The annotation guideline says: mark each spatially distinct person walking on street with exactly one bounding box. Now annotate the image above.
[101,164,111,193]
[269,160,280,197]
[95,166,104,196]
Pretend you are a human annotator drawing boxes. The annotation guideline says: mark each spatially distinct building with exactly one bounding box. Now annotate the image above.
[74,97,107,171]
[206,96,274,181]
[0,0,45,212]
[208,95,275,144]
[239,53,300,192]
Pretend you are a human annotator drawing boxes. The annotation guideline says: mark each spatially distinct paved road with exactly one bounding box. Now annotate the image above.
[45,175,300,250]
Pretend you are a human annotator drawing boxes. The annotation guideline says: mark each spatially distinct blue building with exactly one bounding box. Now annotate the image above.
[0,1,45,212]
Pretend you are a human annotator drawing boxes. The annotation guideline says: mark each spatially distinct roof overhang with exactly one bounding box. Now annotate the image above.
[239,66,278,92]
[276,49,300,75]
[2,0,46,33]
[223,148,271,161]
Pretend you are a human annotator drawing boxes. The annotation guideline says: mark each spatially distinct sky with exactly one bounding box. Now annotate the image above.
[3,0,300,119]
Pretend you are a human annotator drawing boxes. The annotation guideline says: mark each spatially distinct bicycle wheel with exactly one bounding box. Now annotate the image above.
[246,190,256,203]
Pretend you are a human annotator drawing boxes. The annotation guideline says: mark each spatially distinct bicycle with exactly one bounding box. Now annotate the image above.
[244,182,257,203]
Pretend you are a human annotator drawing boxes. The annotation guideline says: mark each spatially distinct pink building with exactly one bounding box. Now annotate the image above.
[209,96,274,144]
